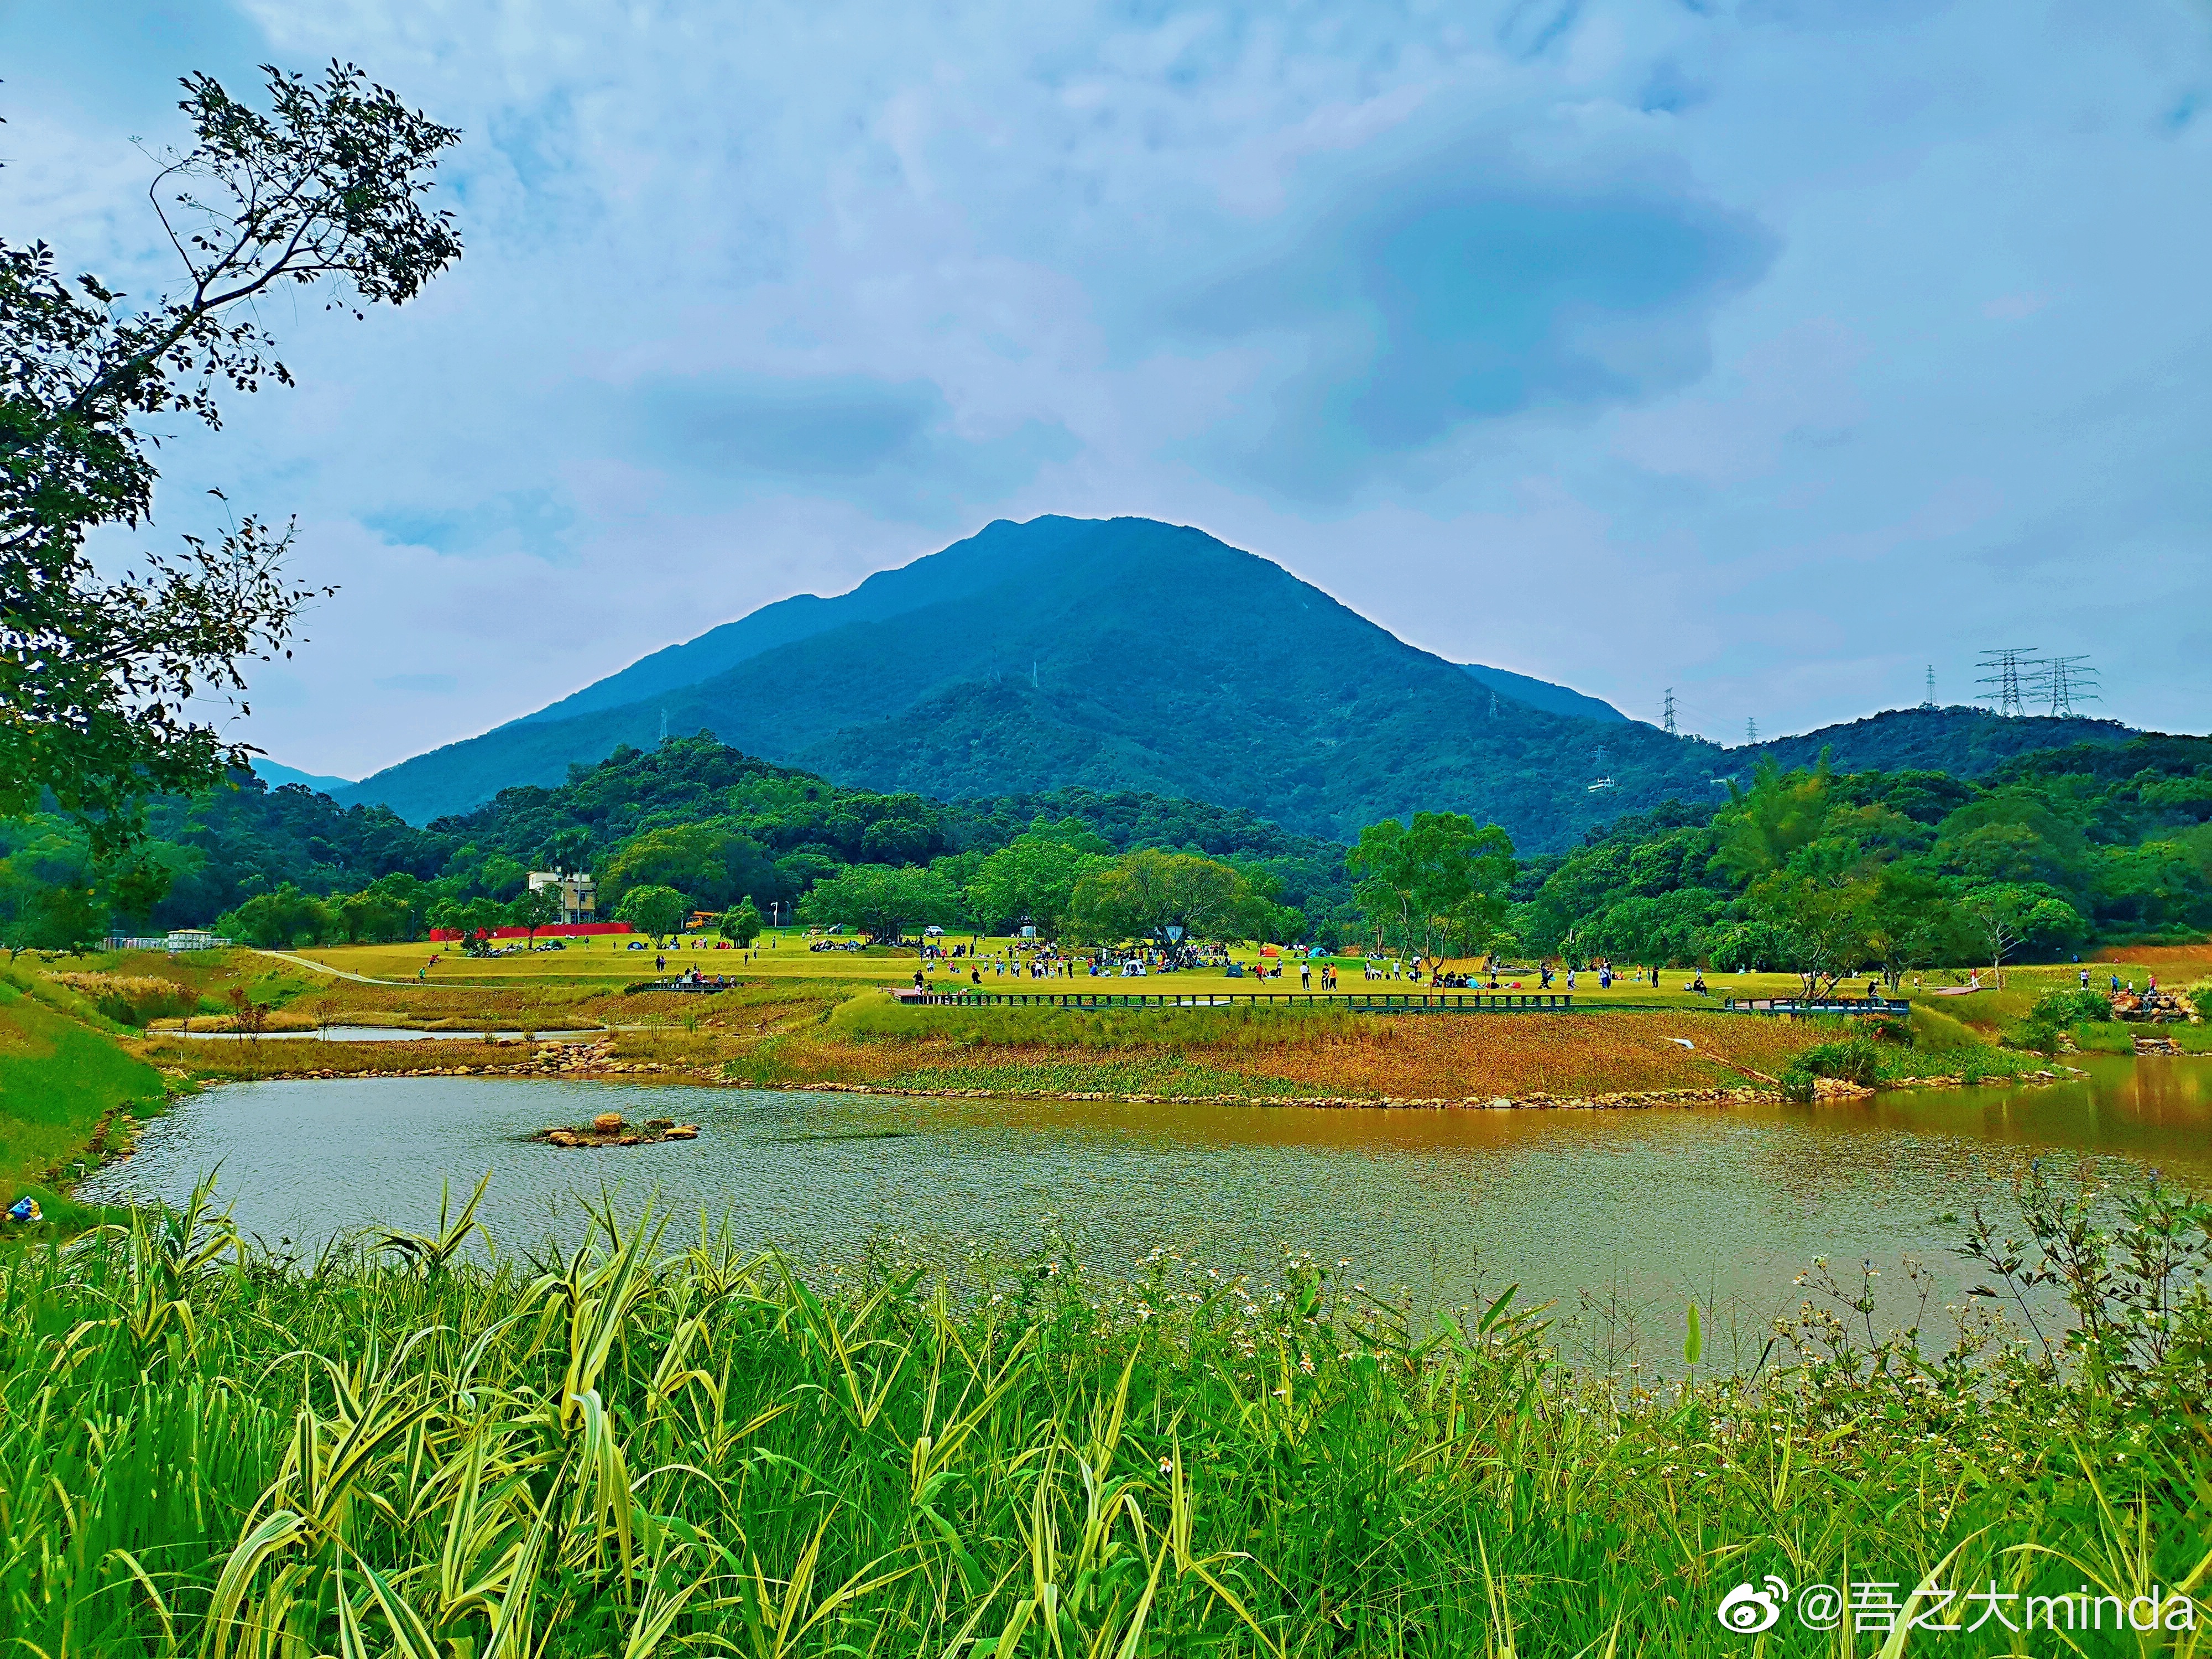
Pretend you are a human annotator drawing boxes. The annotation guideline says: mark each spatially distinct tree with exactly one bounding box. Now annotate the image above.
[719,896,763,948]
[1347,813,1516,961]
[798,865,960,948]
[1859,868,1964,990]
[2,64,462,854]
[599,823,778,912]
[0,868,100,958]
[1744,873,1874,999]
[509,883,561,948]
[1068,849,1263,946]
[964,833,1104,938]
[1711,757,1834,884]
[613,884,687,946]
[222,881,328,948]
[1953,883,2087,987]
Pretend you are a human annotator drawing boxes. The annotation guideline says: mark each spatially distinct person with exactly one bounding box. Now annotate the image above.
[912,969,925,992]
[2080,967,2090,988]
[971,967,982,985]
[1300,961,1311,989]
[656,953,666,971]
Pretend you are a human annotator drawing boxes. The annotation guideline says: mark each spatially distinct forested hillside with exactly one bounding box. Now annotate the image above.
[1509,734,2212,980]
[336,517,1726,845]
[0,738,1359,948]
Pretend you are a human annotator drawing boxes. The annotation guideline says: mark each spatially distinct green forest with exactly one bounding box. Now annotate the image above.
[1515,734,2212,985]
[3,731,2208,965]
[0,736,1361,951]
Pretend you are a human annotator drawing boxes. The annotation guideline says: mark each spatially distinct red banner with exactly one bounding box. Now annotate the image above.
[427,922,634,942]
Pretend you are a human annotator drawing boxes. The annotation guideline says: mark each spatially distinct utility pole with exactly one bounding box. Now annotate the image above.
[1662,688,1677,737]
[1975,648,2037,717]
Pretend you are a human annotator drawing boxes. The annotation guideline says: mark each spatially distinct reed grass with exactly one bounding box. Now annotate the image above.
[4,1177,2208,1657]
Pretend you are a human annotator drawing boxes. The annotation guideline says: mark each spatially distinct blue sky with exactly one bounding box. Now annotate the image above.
[3,0,2207,777]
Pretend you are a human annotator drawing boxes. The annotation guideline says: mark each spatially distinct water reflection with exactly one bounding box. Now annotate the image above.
[85,1057,2210,1369]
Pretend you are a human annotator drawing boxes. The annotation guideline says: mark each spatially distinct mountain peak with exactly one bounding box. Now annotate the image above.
[333,515,2140,846]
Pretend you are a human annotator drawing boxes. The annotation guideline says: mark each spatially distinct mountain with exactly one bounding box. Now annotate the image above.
[252,758,355,794]
[1734,707,2137,779]
[337,515,2143,851]
[1458,664,1626,723]
[338,516,1719,848]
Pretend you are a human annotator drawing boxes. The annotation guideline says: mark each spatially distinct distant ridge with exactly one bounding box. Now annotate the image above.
[1458,664,1626,723]
[333,516,2142,849]
[252,758,355,795]
[1728,706,2136,777]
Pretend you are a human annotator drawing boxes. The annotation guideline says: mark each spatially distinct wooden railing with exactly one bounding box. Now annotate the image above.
[890,989,1574,1013]
[1723,997,1912,1017]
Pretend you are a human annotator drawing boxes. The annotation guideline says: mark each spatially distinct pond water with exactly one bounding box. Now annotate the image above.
[84,1058,2212,1366]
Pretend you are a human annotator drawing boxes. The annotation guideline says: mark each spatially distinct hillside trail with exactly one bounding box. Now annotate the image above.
[252,949,403,985]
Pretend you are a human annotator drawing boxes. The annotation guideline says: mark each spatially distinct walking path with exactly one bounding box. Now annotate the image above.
[253,949,407,986]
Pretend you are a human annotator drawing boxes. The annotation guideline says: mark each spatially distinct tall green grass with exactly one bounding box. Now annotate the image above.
[3,1176,2208,1656]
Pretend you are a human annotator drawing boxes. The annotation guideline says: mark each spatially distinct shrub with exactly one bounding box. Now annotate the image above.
[2008,987,2117,1053]
[1803,1036,1880,1086]
[46,971,201,1027]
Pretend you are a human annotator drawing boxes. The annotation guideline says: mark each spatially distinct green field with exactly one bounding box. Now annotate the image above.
[0,974,168,1225]
[268,927,2017,1001]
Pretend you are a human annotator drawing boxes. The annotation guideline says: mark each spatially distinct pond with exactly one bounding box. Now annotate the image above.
[84,1057,2212,1367]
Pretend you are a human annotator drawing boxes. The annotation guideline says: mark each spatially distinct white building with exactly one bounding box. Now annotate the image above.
[527,870,597,925]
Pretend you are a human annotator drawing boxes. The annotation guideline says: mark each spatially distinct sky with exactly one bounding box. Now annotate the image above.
[3,0,2208,779]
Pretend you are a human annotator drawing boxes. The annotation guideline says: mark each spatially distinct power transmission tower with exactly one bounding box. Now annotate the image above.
[1488,688,1500,719]
[1745,716,1757,743]
[1975,647,2037,717]
[658,707,668,743]
[2034,655,2100,717]
[1922,665,1936,708]
[1662,688,1677,736]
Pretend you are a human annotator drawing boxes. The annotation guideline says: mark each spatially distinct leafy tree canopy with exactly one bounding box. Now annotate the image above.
[3,64,460,853]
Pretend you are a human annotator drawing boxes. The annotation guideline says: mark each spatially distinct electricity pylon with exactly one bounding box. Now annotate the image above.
[2034,655,2100,718]
[1975,648,2038,717]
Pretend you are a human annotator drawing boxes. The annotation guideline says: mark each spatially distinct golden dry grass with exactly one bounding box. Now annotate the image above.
[727,1008,1850,1100]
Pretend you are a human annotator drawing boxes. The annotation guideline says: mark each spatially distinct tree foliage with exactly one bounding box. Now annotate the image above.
[1347,812,1517,960]
[718,896,763,948]
[2,63,461,851]
[1067,849,1286,946]
[798,865,961,946]
[611,884,686,946]
[963,822,1110,938]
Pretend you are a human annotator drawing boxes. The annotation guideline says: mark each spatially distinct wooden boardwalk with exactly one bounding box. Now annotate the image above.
[891,989,1575,1013]
[1722,996,1912,1017]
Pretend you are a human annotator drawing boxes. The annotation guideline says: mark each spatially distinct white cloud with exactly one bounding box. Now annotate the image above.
[3,0,2207,777]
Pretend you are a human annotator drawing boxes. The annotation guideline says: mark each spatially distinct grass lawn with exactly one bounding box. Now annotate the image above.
[0,976,168,1227]
[275,929,1931,1007]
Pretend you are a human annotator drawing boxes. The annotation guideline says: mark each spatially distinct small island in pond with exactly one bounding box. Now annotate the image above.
[533,1111,698,1148]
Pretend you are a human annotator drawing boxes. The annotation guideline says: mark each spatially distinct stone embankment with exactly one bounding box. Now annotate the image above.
[213,1041,2086,1105]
